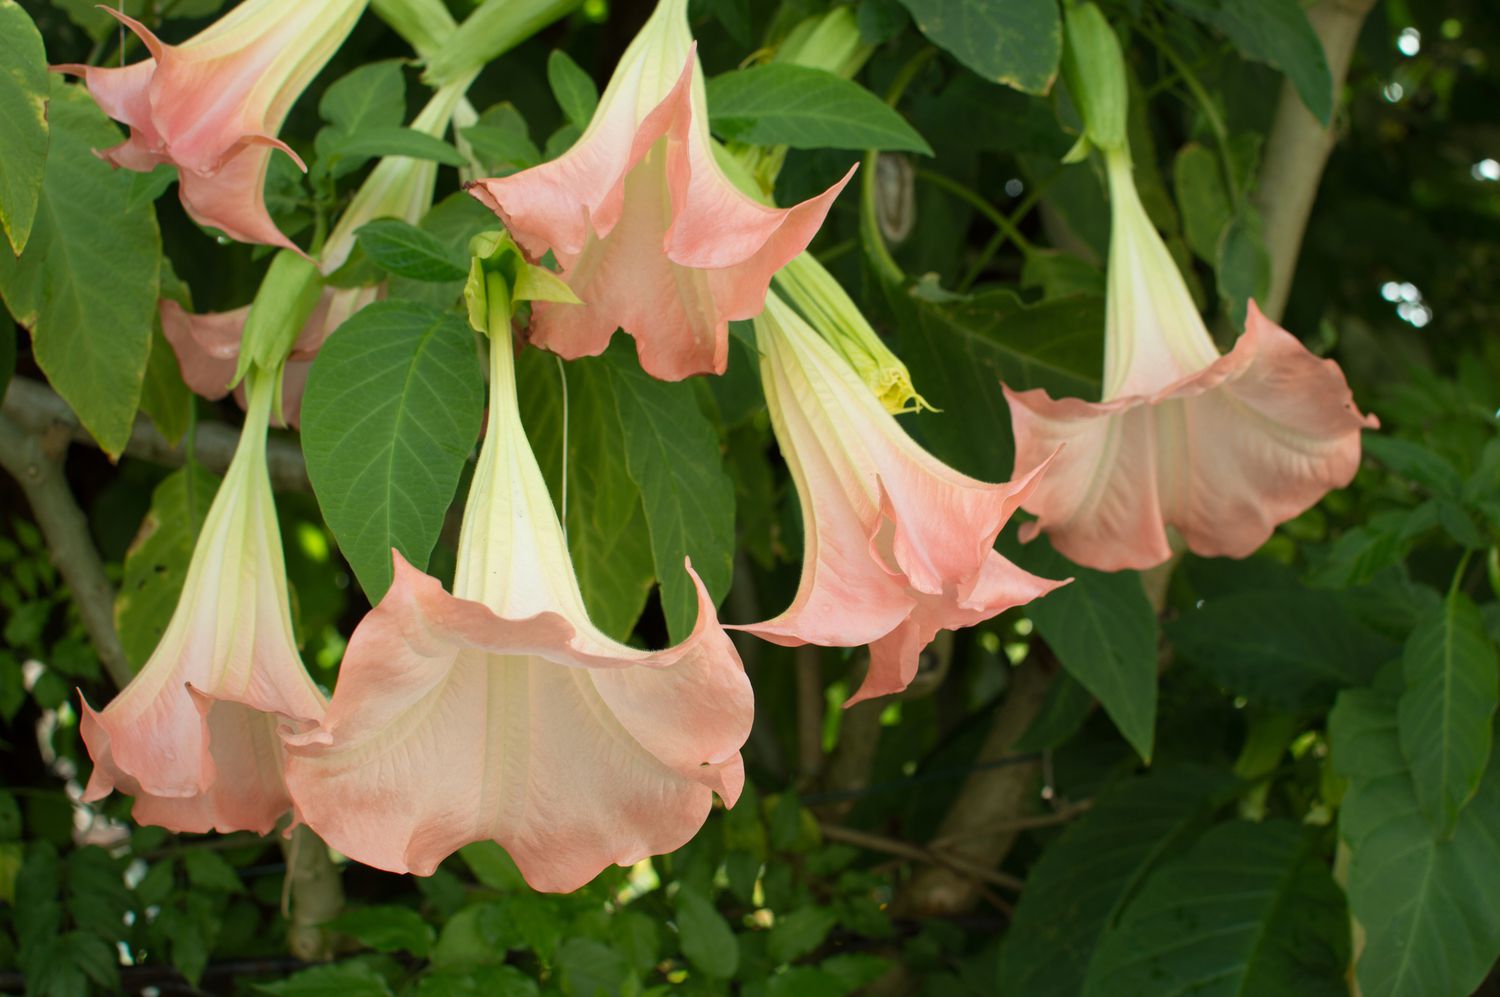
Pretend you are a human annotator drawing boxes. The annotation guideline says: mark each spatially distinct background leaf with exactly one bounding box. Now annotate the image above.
[707,65,932,154]
[546,49,599,130]
[1080,820,1348,996]
[0,0,49,255]
[895,0,1062,95]
[301,301,485,602]
[0,80,161,457]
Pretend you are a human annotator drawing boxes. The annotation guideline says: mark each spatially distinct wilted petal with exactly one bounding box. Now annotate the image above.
[467,0,851,380]
[1006,300,1378,572]
[738,294,1064,703]
[285,335,752,891]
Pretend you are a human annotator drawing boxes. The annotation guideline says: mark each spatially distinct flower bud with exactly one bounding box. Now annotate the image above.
[1060,1,1129,161]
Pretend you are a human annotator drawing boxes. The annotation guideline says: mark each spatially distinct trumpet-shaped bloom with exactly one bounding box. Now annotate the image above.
[58,0,366,251]
[81,374,326,833]
[736,294,1065,706]
[466,0,852,381]
[160,287,377,429]
[1003,151,1377,572]
[283,336,753,892]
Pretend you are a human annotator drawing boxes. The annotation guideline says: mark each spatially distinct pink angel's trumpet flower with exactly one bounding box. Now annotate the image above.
[1002,148,1378,573]
[466,0,854,381]
[56,0,367,251]
[81,371,327,834]
[283,328,754,892]
[734,294,1066,706]
[160,285,380,429]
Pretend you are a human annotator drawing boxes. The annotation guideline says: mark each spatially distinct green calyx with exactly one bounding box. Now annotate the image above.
[463,230,580,336]
[1060,0,1129,162]
[233,250,324,411]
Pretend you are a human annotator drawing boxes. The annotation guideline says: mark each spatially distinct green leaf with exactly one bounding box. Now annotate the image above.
[255,962,395,997]
[183,849,245,893]
[320,126,466,173]
[0,80,161,457]
[1173,143,1231,264]
[461,124,542,176]
[1331,690,1500,997]
[675,887,739,979]
[320,60,407,134]
[115,465,221,671]
[706,64,932,154]
[890,287,1103,483]
[1163,0,1333,125]
[1396,590,1499,837]
[895,0,1061,95]
[546,50,599,131]
[0,0,48,255]
[1014,669,1095,752]
[767,906,838,965]
[459,840,528,892]
[356,219,469,282]
[516,349,655,640]
[1215,204,1269,329]
[606,349,736,642]
[1362,436,1464,499]
[301,301,486,602]
[1080,820,1348,996]
[1166,575,1396,711]
[137,324,194,445]
[997,767,1234,997]
[329,906,434,958]
[1008,536,1157,761]
[555,937,629,996]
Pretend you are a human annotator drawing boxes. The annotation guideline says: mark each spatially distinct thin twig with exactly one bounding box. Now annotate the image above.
[928,797,1094,848]
[3,377,309,492]
[0,413,133,689]
[820,822,1025,893]
[795,646,825,786]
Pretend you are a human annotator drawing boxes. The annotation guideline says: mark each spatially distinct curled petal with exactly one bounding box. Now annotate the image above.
[1007,300,1378,571]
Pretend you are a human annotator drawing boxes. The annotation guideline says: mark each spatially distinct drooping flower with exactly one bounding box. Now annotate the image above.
[81,371,327,833]
[282,328,753,892]
[1002,148,1377,572]
[735,293,1065,706]
[466,0,853,381]
[57,0,367,251]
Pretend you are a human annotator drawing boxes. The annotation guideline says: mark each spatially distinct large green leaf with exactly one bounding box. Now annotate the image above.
[1163,0,1332,125]
[890,286,1103,483]
[0,0,48,255]
[1173,142,1231,264]
[516,348,655,641]
[1007,535,1158,762]
[1397,590,1498,837]
[0,80,161,457]
[546,50,599,131]
[675,887,739,979]
[997,767,1235,997]
[1080,820,1348,996]
[319,60,406,135]
[114,465,221,672]
[301,301,485,602]
[706,64,932,155]
[355,219,468,283]
[895,0,1061,95]
[607,349,736,642]
[1331,690,1500,997]
[1167,577,1396,711]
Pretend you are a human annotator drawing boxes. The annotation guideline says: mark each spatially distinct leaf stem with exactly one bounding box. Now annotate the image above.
[915,168,1038,258]
[957,180,1050,293]
[1141,21,1242,204]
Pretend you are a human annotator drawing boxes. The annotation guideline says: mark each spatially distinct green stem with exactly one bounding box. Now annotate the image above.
[957,181,1048,293]
[1143,22,1241,204]
[916,169,1037,258]
[860,151,905,287]
[883,45,937,105]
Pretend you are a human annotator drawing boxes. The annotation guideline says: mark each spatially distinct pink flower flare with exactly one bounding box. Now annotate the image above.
[282,335,754,892]
[735,294,1066,706]
[1003,151,1377,572]
[81,373,327,833]
[466,0,853,381]
[57,0,366,251]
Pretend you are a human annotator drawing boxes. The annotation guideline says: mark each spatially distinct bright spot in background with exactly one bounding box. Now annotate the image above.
[1381,281,1432,328]
[1383,82,1405,102]
[1004,177,1024,197]
[1397,27,1422,56]
[1441,18,1463,40]
[1473,158,1500,182]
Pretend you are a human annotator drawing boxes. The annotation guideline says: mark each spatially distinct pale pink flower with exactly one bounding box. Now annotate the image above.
[1003,150,1377,572]
[735,294,1065,706]
[81,373,326,833]
[466,0,852,381]
[282,335,753,892]
[57,0,366,250]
